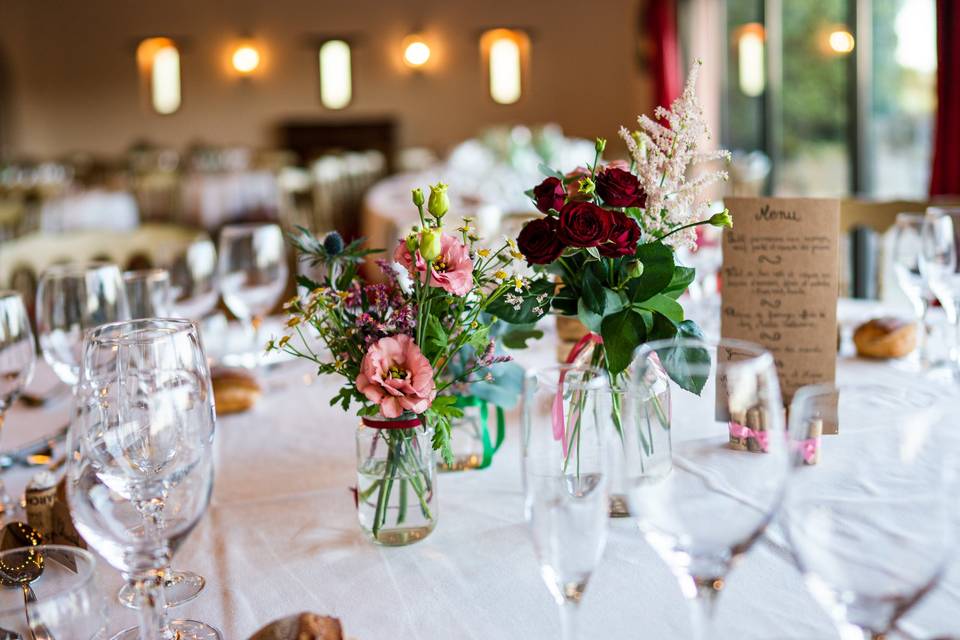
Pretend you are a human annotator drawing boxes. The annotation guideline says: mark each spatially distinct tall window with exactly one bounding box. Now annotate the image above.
[136,38,181,115]
[480,29,529,105]
[722,0,936,198]
[318,40,352,110]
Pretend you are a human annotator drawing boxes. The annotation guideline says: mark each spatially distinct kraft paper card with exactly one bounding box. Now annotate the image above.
[720,197,840,434]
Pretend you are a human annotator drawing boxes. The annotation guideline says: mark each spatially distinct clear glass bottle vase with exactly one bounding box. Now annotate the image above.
[355,413,437,546]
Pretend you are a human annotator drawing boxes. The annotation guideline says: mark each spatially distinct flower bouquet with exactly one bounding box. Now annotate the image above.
[269,184,551,544]
[514,61,732,510]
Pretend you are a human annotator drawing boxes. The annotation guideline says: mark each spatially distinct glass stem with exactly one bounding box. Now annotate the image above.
[129,570,173,640]
[558,600,579,640]
[689,582,721,640]
[916,298,932,369]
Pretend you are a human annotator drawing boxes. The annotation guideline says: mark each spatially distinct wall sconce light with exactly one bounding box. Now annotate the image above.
[231,43,261,74]
[736,23,765,97]
[402,35,431,68]
[319,39,353,109]
[480,29,528,105]
[136,37,181,115]
[828,29,855,54]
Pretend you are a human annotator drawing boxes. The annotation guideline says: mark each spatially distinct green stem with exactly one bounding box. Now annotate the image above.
[656,218,715,243]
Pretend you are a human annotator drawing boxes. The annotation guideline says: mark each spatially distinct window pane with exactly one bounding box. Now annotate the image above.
[778,0,851,196]
[869,0,937,198]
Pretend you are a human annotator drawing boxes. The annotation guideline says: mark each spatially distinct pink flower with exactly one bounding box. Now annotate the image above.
[356,335,436,418]
[393,234,473,296]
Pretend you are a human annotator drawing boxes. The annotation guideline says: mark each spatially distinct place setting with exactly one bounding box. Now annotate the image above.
[0,2,959,638]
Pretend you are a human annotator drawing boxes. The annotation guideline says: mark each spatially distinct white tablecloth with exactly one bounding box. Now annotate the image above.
[5,301,960,639]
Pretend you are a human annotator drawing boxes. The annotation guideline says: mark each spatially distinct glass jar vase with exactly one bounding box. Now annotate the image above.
[438,397,505,472]
[356,413,437,546]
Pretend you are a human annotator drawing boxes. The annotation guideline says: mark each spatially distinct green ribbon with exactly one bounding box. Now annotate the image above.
[454,395,506,469]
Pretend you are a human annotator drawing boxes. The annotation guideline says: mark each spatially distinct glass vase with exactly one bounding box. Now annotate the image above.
[356,413,437,546]
[438,397,505,472]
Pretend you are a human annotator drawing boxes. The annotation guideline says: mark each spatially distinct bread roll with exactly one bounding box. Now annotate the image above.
[211,367,261,415]
[248,613,343,640]
[853,317,917,359]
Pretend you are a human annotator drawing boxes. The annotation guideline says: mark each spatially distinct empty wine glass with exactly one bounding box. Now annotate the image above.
[67,318,221,640]
[522,364,610,640]
[0,545,106,637]
[920,208,960,377]
[891,213,939,370]
[217,223,288,366]
[124,269,172,319]
[0,291,37,517]
[626,338,791,640]
[784,384,951,640]
[169,235,219,321]
[36,262,128,386]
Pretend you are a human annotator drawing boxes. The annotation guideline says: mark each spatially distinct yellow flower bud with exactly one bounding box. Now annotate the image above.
[427,182,450,219]
[419,228,443,261]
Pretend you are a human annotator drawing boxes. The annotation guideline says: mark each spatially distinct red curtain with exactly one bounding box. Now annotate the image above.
[930,0,960,196]
[646,0,681,110]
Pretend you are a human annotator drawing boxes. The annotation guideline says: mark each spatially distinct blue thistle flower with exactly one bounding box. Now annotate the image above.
[323,231,345,256]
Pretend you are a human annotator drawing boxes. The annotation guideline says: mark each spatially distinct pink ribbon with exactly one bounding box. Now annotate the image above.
[553,332,603,457]
[728,421,769,452]
[799,437,820,464]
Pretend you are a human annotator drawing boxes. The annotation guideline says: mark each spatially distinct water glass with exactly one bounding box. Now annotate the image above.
[626,338,790,640]
[891,213,938,370]
[67,318,220,640]
[169,235,219,320]
[36,262,128,386]
[522,364,610,640]
[785,384,951,639]
[920,207,960,375]
[124,268,172,319]
[0,291,36,517]
[217,223,288,363]
[0,545,106,638]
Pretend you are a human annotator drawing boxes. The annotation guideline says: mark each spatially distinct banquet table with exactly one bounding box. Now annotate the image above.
[5,301,960,639]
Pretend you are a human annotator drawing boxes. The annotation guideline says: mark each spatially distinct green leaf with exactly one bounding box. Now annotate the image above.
[538,163,564,180]
[662,266,696,300]
[600,308,646,375]
[648,312,679,342]
[585,246,602,260]
[422,315,448,361]
[500,328,544,350]
[624,207,644,220]
[577,289,624,334]
[467,324,491,352]
[625,241,675,302]
[296,274,322,291]
[487,278,555,325]
[581,269,605,315]
[656,320,710,396]
[635,293,684,324]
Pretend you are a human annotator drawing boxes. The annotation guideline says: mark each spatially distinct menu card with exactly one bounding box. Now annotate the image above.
[720,197,840,432]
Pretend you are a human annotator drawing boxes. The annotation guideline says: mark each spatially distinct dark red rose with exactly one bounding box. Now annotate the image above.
[599,210,641,258]
[517,217,565,265]
[557,201,614,248]
[532,177,566,213]
[595,167,646,208]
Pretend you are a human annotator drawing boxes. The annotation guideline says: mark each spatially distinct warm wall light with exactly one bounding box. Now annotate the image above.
[481,29,528,105]
[319,40,352,109]
[737,23,765,97]
[231,45,261,74]
[136,37,181,115]
[402,35,431,68]
[828,29,855,54]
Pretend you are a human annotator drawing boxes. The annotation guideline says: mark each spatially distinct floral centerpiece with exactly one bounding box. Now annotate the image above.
[514,61,731,511]
[268,184,550,544]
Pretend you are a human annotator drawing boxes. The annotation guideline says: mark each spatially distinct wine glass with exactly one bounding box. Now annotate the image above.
[124,268,172,319]
[891,213,939,370]
[784,384,951,640]
[217,223,288,366]
[169,235,219,321]
[36,262,129,386]
[625,338,791,639]
[67,318,221,640]
[0,291,37,517]
[0,545,106,637]
[919,208,960,377]
[521,364,610,640]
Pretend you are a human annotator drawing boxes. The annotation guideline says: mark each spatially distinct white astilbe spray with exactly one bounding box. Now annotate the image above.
[620,60,731,249]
